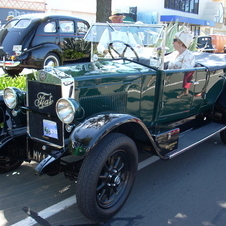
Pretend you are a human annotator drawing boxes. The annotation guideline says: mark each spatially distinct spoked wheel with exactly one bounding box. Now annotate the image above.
[108,40,139,62]
[0,143,24,173]
[76,132,138,223]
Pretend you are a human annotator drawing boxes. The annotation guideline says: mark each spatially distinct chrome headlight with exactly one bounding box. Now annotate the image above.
[3,87,24,109]
[56,98,81,124]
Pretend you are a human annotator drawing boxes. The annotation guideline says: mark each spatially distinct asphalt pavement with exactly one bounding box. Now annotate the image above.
[1,134,226,226]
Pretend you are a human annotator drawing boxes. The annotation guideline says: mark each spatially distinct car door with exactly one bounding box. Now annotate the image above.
[158,67,207,124]
[32,20,59,48]
[189,66,208,115]
[59,19,89,62]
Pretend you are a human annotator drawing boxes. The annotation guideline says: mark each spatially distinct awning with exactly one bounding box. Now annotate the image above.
[160,15,215,27]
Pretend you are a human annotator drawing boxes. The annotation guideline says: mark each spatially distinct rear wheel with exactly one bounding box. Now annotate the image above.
[43,53,60,68]
[76,132,138,222]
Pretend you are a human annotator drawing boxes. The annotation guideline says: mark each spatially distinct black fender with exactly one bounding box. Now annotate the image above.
[19,43,62,69]
[0,127,27,149]
[68,113,165,158]
[0,91,27,148]
[0,107,27,153]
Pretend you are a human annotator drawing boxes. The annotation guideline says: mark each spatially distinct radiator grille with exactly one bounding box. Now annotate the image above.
[28,81,64,147]
[80,92,127,117]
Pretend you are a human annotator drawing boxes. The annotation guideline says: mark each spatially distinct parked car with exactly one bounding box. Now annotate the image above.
[0,13,90,76]
[2,23,226,223]
[195,35,226,53]
[195,35,216,52]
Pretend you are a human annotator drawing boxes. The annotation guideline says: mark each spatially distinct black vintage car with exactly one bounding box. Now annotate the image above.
[195,35,215,52]
[0,13,90,76]
[2,23,226,223]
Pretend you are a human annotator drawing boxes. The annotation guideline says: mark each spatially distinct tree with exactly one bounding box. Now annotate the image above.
[96,0,112,22]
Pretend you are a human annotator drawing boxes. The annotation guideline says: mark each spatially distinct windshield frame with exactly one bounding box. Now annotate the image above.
[85,22,167,69]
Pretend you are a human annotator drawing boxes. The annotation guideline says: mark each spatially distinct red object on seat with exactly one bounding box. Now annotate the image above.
[183,71,194,89]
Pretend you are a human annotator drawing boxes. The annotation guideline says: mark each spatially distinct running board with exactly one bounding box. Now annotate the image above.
[166,122,226,159]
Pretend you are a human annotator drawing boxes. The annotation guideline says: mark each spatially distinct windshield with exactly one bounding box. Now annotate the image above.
[85,23,166,68]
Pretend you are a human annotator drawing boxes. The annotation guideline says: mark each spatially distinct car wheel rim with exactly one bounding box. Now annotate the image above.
[44,56,59,67]
[0,155,21,168]
[96,149,130,208]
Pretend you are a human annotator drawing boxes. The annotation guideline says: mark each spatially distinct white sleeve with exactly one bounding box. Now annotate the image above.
[97,29,110,54]
[181,51,195,69]
[127,32,138,47]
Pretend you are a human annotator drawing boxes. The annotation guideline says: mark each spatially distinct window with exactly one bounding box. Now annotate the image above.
[76,21,89,35]
[164,0,199,14]
[14,19,31,28]
[4,19,18,29]
[44,22,56,33]
[59,20,74,33]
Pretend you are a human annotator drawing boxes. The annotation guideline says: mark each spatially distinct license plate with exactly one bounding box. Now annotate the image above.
[13,45,22,52]
[31,150,48,162]
[43,119,58,139]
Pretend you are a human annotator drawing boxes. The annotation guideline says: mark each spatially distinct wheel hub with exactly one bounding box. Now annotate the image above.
[114,175,121,185]
[107,169,121,187]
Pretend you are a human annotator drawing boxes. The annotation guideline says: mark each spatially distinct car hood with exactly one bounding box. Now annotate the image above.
[55,59,157,78]
[28,59,158,86]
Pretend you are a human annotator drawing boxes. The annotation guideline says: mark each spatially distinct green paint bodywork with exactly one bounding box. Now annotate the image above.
[22,23,226,161]
[24,55,226,160]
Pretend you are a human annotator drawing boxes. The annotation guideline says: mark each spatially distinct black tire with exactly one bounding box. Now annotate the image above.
[0,142,24,173]
[76,132,138,222]
[3,68,23,77]
[220,129,226,144]
[43,53,60,68]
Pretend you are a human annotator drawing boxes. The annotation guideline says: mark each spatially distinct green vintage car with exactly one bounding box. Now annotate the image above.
[2,23,226,222]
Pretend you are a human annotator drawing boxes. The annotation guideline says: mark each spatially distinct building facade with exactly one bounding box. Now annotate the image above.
[1,0,226,36]
[45,0,96,24]
[113,0,226,35]
[0,0,46,27]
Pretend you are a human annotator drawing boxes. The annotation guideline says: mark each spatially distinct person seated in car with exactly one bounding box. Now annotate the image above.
[168,28,195,69]
[97,11,142,58]
[64,26,71,32]
[166,28,195,98]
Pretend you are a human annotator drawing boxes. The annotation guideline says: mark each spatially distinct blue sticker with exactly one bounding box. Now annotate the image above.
[43,119,58,139]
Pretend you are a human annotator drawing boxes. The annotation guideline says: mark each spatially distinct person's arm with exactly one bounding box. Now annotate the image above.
[97,29,110,55]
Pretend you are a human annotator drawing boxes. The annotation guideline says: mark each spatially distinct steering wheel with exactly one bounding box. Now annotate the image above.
[108,40,139,62]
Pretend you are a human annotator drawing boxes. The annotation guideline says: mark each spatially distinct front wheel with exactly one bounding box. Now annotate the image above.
[76,132,138,222]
